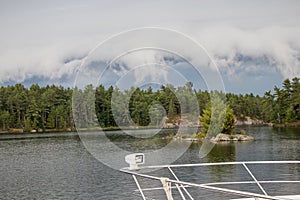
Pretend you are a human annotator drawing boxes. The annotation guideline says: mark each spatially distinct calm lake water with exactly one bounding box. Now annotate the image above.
[0,127,299,199]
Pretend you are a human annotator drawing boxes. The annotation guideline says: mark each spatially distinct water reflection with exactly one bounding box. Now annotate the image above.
[106,129,174,152]
[207,143,236,162]
[273,127,300,139]
[205,143,236,182]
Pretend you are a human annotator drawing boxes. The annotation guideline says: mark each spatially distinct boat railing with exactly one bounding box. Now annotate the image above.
[120,158,300,200]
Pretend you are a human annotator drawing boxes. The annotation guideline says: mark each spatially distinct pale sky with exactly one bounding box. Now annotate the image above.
[1,0,300,94]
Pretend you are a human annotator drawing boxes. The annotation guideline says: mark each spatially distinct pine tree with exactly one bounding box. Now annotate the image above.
[199,92,235,136]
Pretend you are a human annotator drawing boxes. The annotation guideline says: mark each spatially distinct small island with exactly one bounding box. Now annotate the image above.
[195,92,254,143]
[169,93,255,143]
[210,133,254,142]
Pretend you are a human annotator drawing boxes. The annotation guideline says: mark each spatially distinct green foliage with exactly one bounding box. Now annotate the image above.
[0,110,10,130]
[226,92,263,120]
[261,77,300,124]
[24,117,32,133]
[199,101,212,136]
[0,84,73,132]
[0,77,299,132]
[223,105,235,134]
[199,92,235,136]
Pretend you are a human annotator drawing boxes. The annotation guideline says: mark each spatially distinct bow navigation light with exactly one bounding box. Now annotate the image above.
[125,153,145,170]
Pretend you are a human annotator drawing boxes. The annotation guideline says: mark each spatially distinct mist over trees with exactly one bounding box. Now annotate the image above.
[0,78,299,132]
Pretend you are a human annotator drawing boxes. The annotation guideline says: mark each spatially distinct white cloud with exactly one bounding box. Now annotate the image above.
[0,37,95,83]
[0,0,300,88]
[1,25,300,85]
[196,26,300,79]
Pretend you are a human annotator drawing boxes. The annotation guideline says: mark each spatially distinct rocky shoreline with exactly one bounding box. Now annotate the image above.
[210,133,254,142]
[172,133,254,143]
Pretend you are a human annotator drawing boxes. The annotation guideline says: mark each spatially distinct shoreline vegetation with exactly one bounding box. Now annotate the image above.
[3,115,300,135]
[2,121,300,135]
[0,77,299,135]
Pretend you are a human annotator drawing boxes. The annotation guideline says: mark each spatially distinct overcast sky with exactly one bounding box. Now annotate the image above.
[1,0,300,95]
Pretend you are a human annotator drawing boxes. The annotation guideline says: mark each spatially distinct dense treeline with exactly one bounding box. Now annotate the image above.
[73,83,198,128]
[0,84,73,132]
[262,77,300,123]
[0,78,299,132]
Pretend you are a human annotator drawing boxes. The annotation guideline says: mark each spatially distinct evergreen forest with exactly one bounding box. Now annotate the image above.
[0,77,299,132]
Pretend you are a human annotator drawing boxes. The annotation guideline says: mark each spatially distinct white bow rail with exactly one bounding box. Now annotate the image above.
[120,160,300,200]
